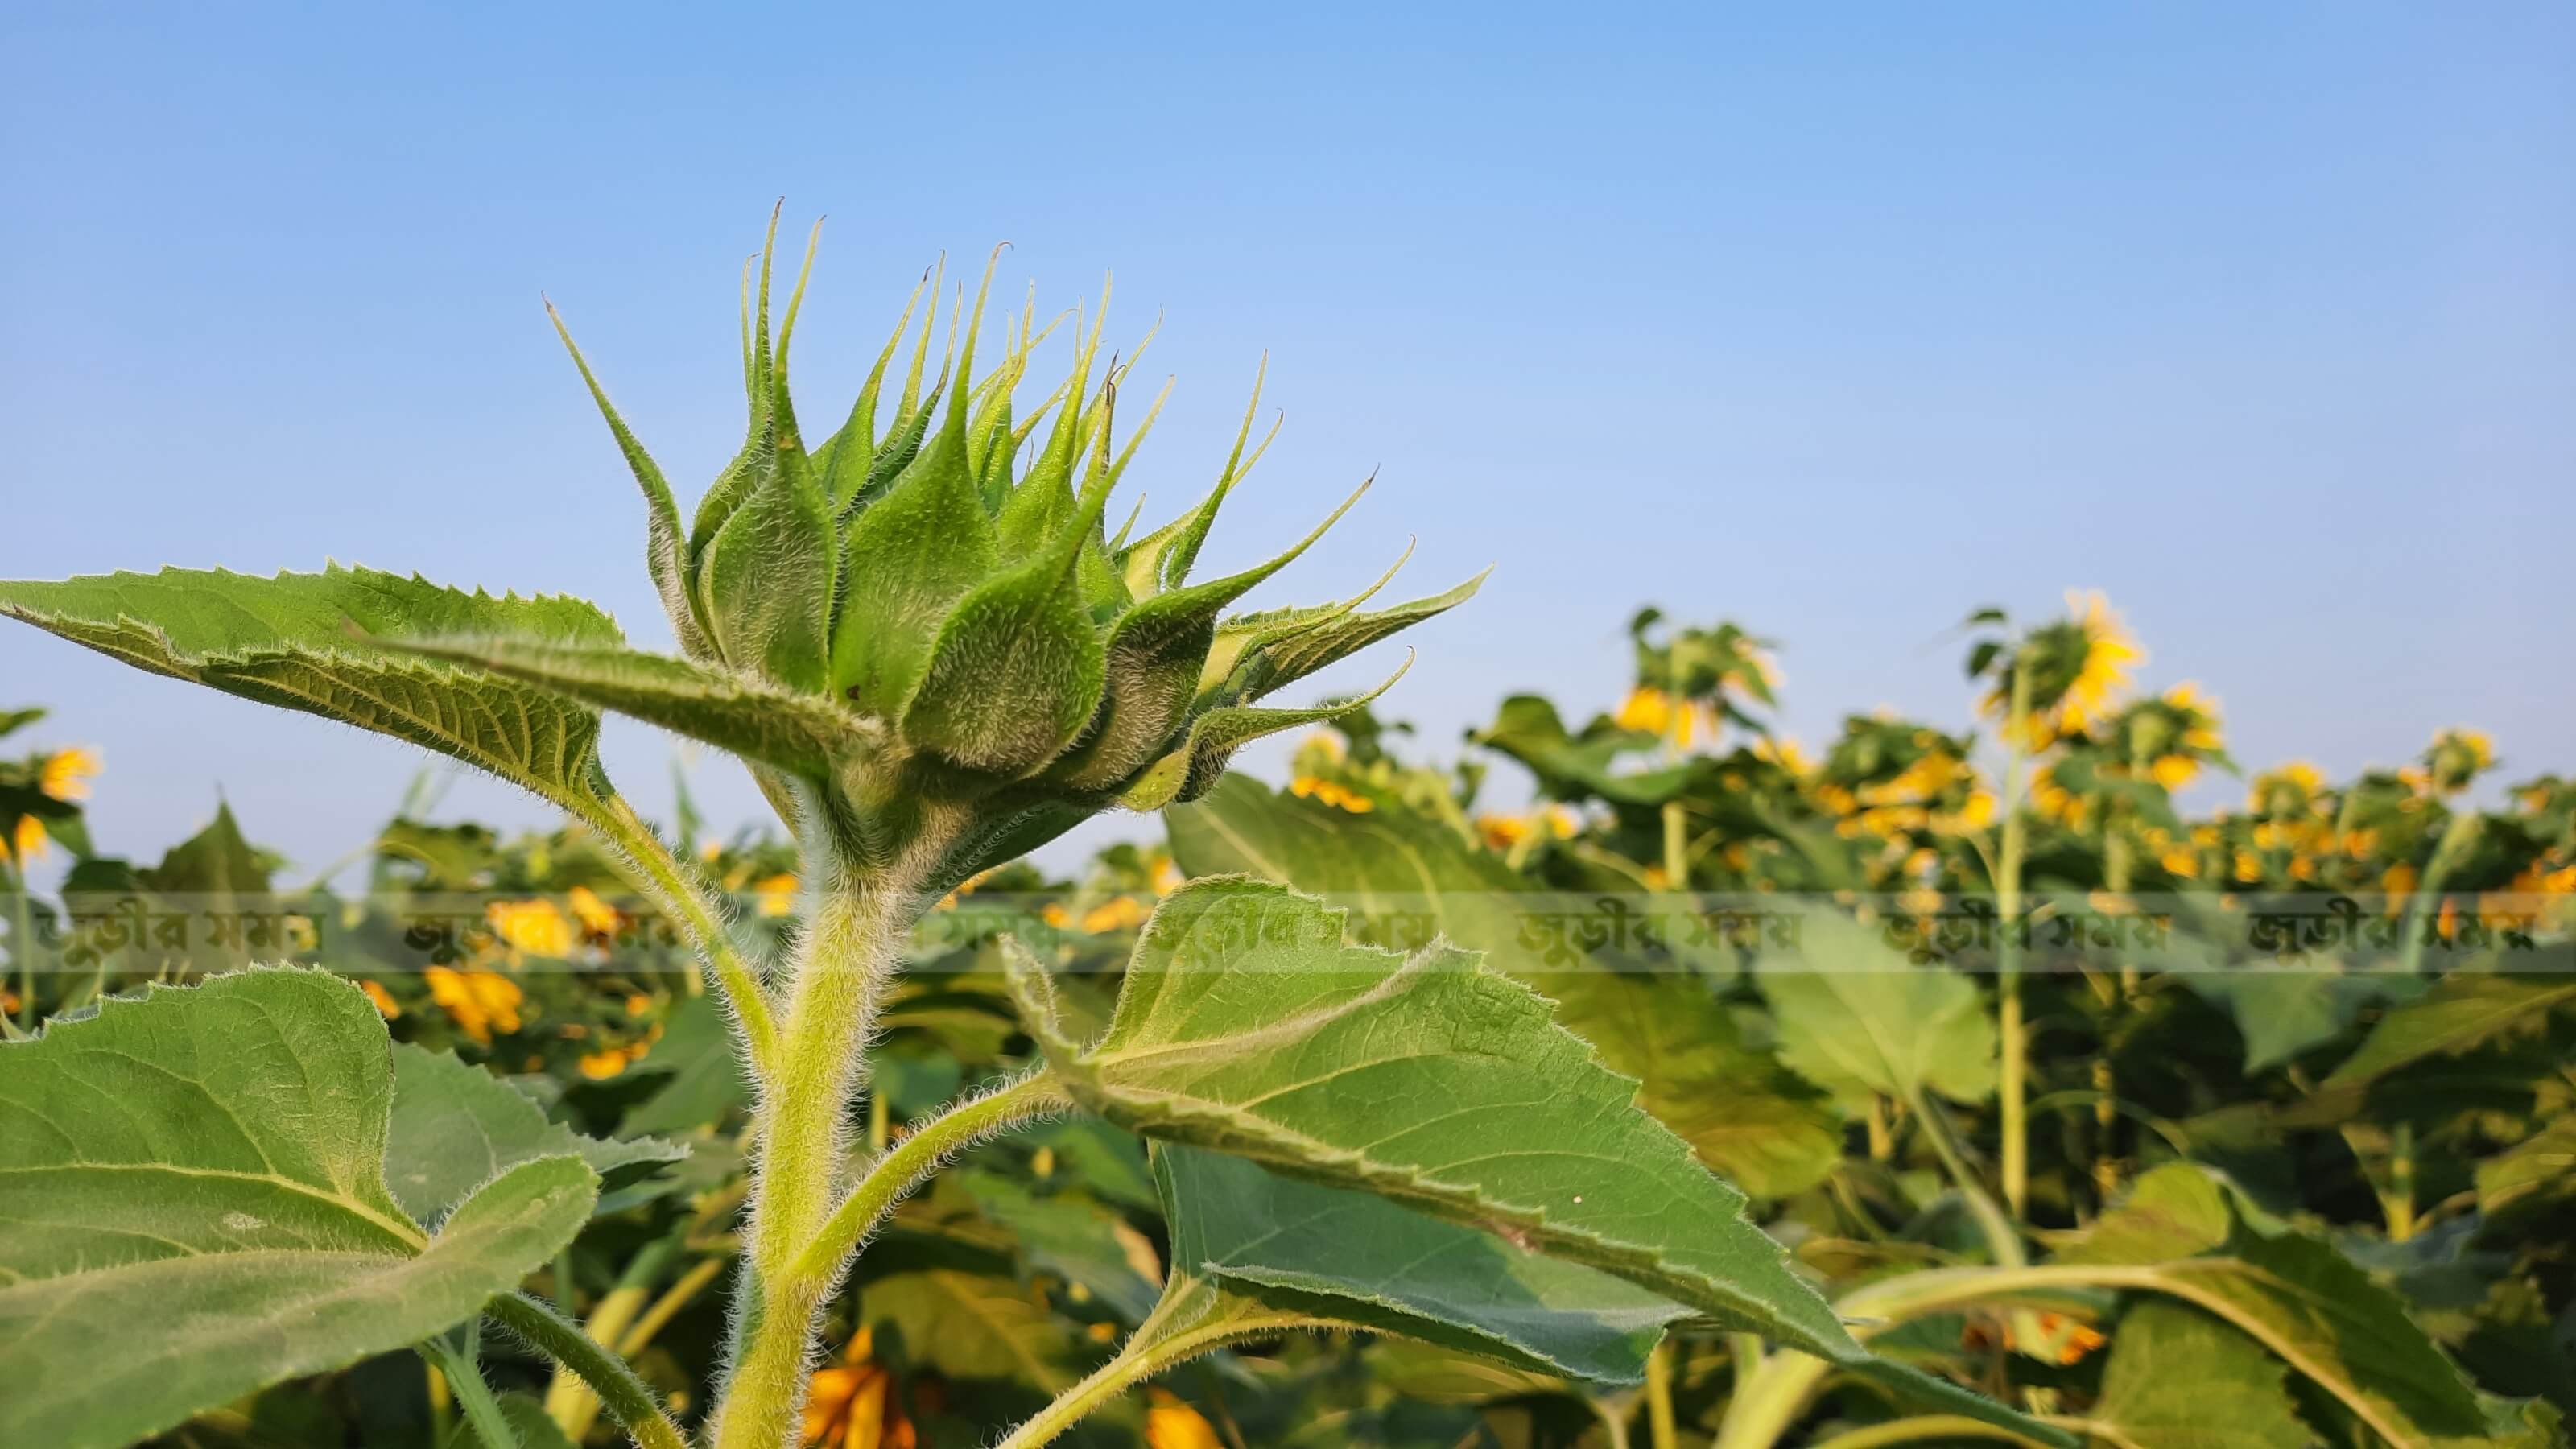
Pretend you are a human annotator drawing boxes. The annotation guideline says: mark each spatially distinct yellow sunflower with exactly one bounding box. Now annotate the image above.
[38,745,100,802]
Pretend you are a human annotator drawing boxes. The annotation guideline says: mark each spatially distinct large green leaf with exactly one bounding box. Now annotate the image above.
[2186,967,2423,1074]
[951,1166,1165,1322]
[2053,1164,2233,1267]
[2475,1116,2576,1223]
[1166,774,1839,1196]
[2139,1233,2485,1446]
[2086,1300,2310,1449]
[861,1263,1085,1393]
[0,969,597,1449]
[386,1043,683,1223]
[1157,1146,1690,1384]
[0,566,620,807]
[2050,1166,2485,1447]
[619,993,752,1137]
[1757,909,1996,1109]
[1009,878,1860,1358]
[1008,880,2050,1441]
[2322,973,2576,1092]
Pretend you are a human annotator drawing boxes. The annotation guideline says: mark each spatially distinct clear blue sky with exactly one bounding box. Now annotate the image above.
[4,2,2570,876]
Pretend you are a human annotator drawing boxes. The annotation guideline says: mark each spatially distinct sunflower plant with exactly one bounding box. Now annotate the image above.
[0,217,2066,1449]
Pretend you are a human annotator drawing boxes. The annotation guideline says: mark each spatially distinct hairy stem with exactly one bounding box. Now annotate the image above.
[420,1326,517,1449]
[585,793,778,1078]
[544,1237,679,1440]
[488,1292,688,1449]
[712,869,910,1449]
[993,1282,1325,1449]
[712,794,968,1449]
[791,1069,1070,1284]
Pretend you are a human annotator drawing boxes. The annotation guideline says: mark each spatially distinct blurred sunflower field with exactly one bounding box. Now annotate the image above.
[3,587,2570,1449]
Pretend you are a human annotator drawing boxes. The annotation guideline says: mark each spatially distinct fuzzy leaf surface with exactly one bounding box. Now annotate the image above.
[386,1043,683,1223]
[0,566,619,807]
[1157,1145,1689,1383]
[1757,909,1996,1109]
[1008,877,1856,1354]
[0,969,596,1449]
[388,634,867,778]
[1166,774,1839,1196]
[2089,1300,2311,1449]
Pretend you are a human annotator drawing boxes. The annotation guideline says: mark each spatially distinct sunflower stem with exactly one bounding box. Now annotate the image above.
[1996,658,2035,1220]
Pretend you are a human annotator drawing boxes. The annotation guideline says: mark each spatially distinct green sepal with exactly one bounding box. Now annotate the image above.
[699,431,836,694]
[1046,481,1368,791]
[544,301,716,660]
[1121,357,1277,599]
[688,220,785,568]
[1119,654,1411,811]
[814,266,930,509]
[828,406,999,714]
[695,223,836,692]
[1212,568,1487,705]
[898,515,1111,778]
[1194,540,1415,692]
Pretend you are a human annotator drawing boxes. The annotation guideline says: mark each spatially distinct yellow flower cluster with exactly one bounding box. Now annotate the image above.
[5,745,101,865]
[578,1022,663,1080]
[1616,684,1709,747]
[2145,683,2226,786]
[1822,751,1992,838]
[1288,775,1374,813]
[754,873,800,918]
[487,898,576,958]
[567,885,621,937]
[39,746,99,802]
[1476,806,1579,852]
[423,965,524,1046]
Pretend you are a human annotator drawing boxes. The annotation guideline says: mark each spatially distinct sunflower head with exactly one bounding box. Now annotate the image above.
[469,213,1480,891]
[2425,729,2495,794]
[1622,609,1779,749]
[1978,591,2142,749]
[36,746,99,803]
[2248,761,2328,819]
[2112,683,2228,788]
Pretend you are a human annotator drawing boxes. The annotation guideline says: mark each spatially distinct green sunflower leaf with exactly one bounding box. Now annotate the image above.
[1157,1145,1689,1384]
[0,566,619,810]
[1166,774,1841,1197]
[0,968,597,1449]
[1005,879,2055,1442]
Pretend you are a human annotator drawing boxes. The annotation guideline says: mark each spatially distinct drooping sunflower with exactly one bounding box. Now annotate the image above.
[1984,590,2143,749]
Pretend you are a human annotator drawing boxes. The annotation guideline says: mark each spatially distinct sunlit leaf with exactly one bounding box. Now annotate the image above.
[0,969,596,1449]
[0,566,619,808]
